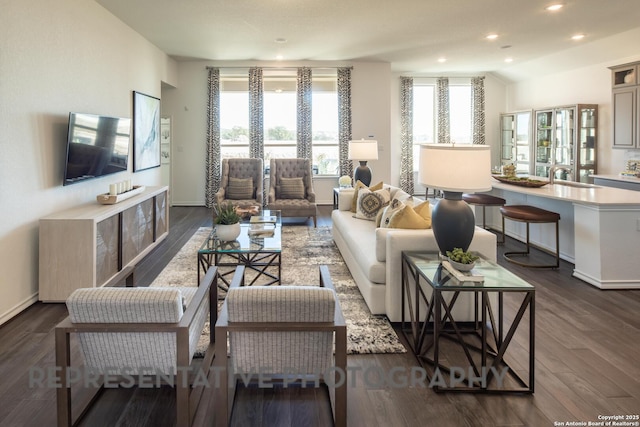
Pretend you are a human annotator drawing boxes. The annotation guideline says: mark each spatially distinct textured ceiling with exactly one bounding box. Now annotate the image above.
[95,0,640,80]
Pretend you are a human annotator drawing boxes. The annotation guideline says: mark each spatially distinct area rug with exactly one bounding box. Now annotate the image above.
[150,226,406,355]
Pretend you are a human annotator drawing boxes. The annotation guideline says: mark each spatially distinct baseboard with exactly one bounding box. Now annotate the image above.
[0,292,39,326]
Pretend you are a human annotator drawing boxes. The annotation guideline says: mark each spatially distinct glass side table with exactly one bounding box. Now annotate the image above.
[401,251,535,393]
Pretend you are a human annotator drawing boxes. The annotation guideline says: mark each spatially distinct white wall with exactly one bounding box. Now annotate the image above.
[163,61,392,206]
[0,0,176,324]
[506,29,640,175]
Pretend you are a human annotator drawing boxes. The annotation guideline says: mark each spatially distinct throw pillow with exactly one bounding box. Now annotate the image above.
[355,188,390,221]
[379,197,406,228]
[413,201,432,228]
[388,201,432,229]
[279,177,305,199]
[350,180,384,213]
[226,177,254,200]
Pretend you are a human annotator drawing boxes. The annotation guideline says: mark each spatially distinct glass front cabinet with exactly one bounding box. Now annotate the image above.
[533,104,598,183]
[500,110,532,175]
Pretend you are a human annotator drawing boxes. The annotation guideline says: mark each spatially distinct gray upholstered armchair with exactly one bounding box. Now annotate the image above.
[216,158,264,208]
[267,158,317,227]
[55,267,218,427]
[214,265,347,427]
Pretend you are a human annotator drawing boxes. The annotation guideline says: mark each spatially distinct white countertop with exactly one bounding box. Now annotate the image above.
[491,180,640,206]
[591,174,640,184]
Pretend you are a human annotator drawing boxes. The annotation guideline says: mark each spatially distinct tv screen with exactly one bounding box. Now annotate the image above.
[63,112,131,185]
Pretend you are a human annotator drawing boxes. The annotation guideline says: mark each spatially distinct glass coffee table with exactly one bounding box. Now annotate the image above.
[198,210,282,291]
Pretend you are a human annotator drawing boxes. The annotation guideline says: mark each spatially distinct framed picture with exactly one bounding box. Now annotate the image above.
[627,159,639,173]
[133,91,161,172]
[161,143,170,164]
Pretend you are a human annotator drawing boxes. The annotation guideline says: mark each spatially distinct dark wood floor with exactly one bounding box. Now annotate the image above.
[1,205,639,426]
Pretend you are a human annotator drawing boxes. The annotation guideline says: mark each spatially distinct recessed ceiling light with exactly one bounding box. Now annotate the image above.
[571,34,585,40]
[437,57,447,63]
[275,88,283,93]
[486,34,498,40]
[546,4,563,11]
[276,54,284,61]
[504,58,514,63]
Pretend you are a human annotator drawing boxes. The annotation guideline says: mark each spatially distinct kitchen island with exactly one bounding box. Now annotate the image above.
[487,180,640,289]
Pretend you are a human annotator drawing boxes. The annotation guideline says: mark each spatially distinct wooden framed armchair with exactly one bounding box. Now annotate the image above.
[214,265,347,427]
[55,267,218,427]
[267,158,317,227]
[216,158,264,208]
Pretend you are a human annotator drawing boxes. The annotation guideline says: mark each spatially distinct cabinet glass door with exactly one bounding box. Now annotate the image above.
[535,110,553,177]
[577,106,597,182]
[500,114,515,162]
[554,107,574,170]
[515,111,531,174]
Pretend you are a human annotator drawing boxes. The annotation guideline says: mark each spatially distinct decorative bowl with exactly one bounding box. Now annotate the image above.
[492,175,549,188]
[447,259,476,272]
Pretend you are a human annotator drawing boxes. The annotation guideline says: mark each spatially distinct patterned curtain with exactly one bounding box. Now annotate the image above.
[400,77,414,194]
[337,67,353,178]
[249,67,264,159]
[205,67,220,208]
[436,77,450,144]
[471,76,486,145]
[297,67,313,160]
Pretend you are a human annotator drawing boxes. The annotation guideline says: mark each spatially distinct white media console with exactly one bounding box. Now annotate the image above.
[39,186,169,302]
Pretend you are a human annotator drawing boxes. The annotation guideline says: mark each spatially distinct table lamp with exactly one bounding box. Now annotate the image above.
[419,144,491,255]
[348,139,378,186]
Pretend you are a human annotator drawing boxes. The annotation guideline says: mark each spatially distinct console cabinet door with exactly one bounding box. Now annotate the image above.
[155,191,168,238]
[122,198,154,265]
[96,215,119,285]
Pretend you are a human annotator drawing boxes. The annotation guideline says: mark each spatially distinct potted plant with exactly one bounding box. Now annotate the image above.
[445,247,479,271]
[213,202,242,241]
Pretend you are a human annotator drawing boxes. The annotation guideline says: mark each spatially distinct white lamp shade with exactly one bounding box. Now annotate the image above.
[348,140,378,160]
[419,144,492,193]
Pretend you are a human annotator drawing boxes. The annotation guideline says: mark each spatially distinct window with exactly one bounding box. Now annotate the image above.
[264,74,297,162]
[220,76,249,159]
[219,70,339,176]
[412,81,472,171]
[312,71,339,175]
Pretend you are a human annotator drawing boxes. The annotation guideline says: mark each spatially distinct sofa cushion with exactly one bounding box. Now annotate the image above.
[388,200,432,229]
[351,180,383,212]
[380,198,406,228]
[355,188,390,221]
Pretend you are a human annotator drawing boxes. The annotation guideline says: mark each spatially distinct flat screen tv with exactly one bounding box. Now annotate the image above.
[63,112,131,185]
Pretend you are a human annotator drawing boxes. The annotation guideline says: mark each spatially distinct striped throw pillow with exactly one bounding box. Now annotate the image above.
[279,177,305,199]
[227,177,253,200]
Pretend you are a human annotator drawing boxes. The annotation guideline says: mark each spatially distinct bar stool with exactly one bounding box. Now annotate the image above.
[462,193,506,244]
[500,205,560,269]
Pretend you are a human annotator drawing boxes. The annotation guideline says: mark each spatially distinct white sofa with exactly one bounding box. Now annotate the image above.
[331,185,497,322]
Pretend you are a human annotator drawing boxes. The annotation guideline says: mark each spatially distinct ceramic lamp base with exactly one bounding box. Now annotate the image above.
[353,161,372,187]
[431,191,476,255]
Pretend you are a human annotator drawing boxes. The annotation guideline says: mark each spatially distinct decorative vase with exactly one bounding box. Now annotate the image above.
[215,222,241,241]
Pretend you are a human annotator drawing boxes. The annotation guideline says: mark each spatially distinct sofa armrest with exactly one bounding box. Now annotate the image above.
[384,227,497,322]
[337,189,355,211]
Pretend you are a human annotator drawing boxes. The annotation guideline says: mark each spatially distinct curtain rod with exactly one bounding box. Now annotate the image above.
[205,66,353,70]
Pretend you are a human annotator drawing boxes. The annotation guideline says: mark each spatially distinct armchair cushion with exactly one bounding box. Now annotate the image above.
[226,285,336,373]
[226,177,254,200]
[67,287,184,323]
[66,286,209,375]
